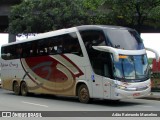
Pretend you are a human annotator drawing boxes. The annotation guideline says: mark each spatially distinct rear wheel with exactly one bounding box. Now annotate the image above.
[78,84,90,103]
[13,82,20,95]
[20,82,28,96]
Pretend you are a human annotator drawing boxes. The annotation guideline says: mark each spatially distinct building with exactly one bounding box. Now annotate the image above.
[0,0,21,32]
[0,0,21,42]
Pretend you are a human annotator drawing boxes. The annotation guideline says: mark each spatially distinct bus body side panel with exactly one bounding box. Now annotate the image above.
[20,54,86,96]
[76,31,94,98]
[1,59,41,93]
[1,59,23,91]
[1,28,92,97]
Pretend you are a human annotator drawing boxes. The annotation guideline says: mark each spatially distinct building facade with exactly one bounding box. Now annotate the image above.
[0,0,21,32]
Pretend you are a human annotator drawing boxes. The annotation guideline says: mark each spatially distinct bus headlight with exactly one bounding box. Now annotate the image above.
[115,84,126,90]
[115,82,129,90]
[117,85,126,90]
[117,85,137,91]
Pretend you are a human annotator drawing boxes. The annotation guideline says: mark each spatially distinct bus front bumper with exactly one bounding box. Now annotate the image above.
[111,87,151,100]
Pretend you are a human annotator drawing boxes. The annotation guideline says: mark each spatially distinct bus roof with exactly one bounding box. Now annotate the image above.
[2,27,77,47]
[2,25,134,47]
[77,25,133,31]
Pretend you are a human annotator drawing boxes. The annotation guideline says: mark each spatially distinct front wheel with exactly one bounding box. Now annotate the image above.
[20,82,28,96]
[78,84,90,103]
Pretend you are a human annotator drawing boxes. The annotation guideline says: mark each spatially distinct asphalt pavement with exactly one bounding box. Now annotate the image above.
[142,92,160,101]
[0,85,160,101]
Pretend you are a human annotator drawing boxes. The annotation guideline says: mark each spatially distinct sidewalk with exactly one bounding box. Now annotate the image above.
[142,92,160,101]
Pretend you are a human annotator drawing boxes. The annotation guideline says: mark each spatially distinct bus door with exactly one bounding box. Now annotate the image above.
[90,53,112,99]
[102,77,111,99]
[91,74,104,98]
[91,73,111,99]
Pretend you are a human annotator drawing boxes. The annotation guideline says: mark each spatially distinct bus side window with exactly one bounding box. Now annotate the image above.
[56,39,64,54]
[38,40,46,55]
[62,33,83,56]
[47,40,56,54]
[24,43,31,58]
[1,46,10,60]
[32,43,38,56]
[10,46,16,59]
[16,46,23,58]
[81,31,106,50]
[80,30,112,78]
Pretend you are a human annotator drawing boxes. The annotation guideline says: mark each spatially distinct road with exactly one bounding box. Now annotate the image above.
[0,88,160,120]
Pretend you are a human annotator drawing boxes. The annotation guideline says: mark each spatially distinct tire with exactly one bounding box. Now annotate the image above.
[78,84,90,103]
[13,82,20,95]
[20,82,28,96]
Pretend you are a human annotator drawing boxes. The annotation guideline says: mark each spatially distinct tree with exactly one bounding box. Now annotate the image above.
[8,0,104,34]
[9,0,160,34]
[103,0,160,33]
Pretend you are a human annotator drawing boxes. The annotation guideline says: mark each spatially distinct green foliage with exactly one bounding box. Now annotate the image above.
[149,5,160,27]
[151,73,160,79]
[104,0,160,33]
[148,58,153,65]
[9,0,105,34]
[81,0,104,10]
[9,0,160,34]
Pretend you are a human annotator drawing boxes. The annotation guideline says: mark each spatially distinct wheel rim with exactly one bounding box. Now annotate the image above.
[14,82,20,95]
[80,88,89,102]
[21,82,27,96]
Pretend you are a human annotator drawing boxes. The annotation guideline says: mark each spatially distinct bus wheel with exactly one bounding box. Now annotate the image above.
[13,82,20,95]
[78,84,90,103]
[20,82,28,96]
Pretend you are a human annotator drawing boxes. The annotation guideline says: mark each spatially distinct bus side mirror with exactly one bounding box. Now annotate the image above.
[145,47,159,62]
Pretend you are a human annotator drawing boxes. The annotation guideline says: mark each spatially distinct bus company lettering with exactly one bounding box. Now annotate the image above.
[0,62,18,68]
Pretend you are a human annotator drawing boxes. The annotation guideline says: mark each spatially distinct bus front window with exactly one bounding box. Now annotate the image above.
[104,29,144,50]
[114,55,149,82]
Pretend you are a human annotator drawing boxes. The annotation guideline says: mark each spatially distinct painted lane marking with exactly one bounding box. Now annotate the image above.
[142,105,153,108]
[22,101,48,108]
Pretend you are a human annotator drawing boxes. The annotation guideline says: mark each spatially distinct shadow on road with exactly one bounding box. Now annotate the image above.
[0,88,145,107]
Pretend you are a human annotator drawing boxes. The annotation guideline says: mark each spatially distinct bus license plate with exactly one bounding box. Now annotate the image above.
[133,93,140,97]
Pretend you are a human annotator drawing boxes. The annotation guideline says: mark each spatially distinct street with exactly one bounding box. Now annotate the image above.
[0,88,160,111]
[0,88,160,120]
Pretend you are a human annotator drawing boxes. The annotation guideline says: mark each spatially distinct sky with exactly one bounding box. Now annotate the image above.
[141,33,160,58]
[0,33,160,58]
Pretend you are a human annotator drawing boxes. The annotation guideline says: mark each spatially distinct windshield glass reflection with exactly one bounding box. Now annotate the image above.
[104,29,144,50]
[114,55,149,81]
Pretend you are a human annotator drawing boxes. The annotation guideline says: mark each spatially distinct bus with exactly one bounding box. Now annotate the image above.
[0,25,159,103]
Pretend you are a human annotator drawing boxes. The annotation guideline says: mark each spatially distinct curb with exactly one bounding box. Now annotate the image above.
[142,97,160,101]
[141,94,160,101]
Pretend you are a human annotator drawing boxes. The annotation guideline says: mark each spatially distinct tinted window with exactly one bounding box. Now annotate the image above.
[104,29,144,50]
[1,32,83,60]
[80,30,113,78]
[80,30,106,49]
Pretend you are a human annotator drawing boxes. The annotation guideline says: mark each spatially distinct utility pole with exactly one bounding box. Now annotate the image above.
[8,33,16,43]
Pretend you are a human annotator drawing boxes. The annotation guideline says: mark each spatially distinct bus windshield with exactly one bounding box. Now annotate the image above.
[104,29,144,50]
[113,55,149,81]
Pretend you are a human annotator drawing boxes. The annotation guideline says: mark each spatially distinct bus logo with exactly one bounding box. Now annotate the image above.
[21,55,84,92]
